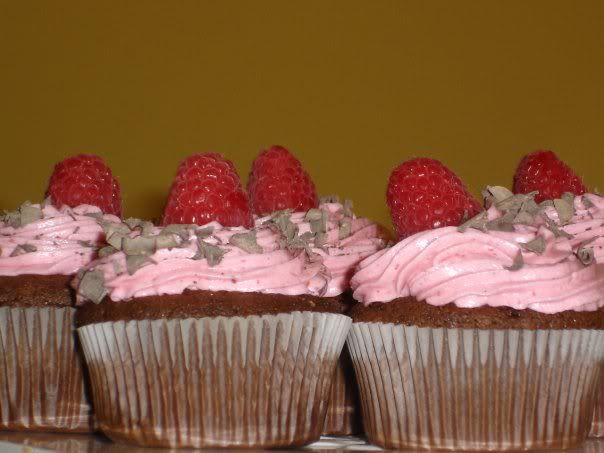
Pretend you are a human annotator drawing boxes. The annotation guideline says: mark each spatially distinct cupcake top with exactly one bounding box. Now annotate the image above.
[541,193,604,262]
[0,201,120,276]
[255,201,389,297]
[75,201,387,305]
[352,188,604,314]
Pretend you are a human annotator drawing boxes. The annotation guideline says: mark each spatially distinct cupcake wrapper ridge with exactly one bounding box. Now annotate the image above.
[348,322,604,451]
[78,311,351,448]
[0,307,92,432]
[322,346,362,436]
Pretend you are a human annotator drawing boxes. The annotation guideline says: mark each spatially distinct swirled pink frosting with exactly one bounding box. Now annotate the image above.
[76,222,329,303]
[77,203,388,303]
[351,206,604,313]
[543,194,604,262]
[255,203,389,296]
[0,204,120,276]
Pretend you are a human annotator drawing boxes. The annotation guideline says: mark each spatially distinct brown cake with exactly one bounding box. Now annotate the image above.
[350,296,604,330]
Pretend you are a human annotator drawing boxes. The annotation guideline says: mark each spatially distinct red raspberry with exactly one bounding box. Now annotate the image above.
[247,145,318,215]
[46,154,121,216]
[387,158,481,239]
[162,153,253,227]
[513,150,586,203]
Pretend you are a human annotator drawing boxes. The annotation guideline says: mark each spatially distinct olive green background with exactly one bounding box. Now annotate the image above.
[1,1,602,228]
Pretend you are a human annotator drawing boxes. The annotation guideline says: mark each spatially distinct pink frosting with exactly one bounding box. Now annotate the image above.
[76,203,388,303]
[255,203,389,296]
[0,204,120,276]
[351,206,604,314]
[543,194,604,262]
[76,222,328,303]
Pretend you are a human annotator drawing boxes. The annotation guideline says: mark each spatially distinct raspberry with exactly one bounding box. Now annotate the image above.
[162,153,252,227]
[46,154,121,216]
[513,150,586,203]
[387,158,481,239]
[247,145,318,215]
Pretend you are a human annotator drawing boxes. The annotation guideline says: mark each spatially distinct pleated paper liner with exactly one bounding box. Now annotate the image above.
[590,365,604,438]
[322,345,363,436]
[348,323,604,451]
[77,311,351,449]
[0,307,93,432]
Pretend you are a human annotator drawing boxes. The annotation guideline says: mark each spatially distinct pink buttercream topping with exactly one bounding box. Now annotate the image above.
[352,205,604,313]
[0,203,120,276]
[76,203,388,303]
[76,222,328,303]
[543,194,604,262]
[256,203,389,296]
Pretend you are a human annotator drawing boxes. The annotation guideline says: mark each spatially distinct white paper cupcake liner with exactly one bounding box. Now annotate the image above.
[77,311,351,448]
[347,322,604,451]
[590,365,604,438]
[0,307,92,432]
[322,346,362,436]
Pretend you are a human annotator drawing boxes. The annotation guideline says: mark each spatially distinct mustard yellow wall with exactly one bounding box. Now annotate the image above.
[1,1,603,228]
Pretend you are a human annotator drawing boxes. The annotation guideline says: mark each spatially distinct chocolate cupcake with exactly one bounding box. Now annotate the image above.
[0,201,120,432]
[74,215,351,448]
[348,188,604,450]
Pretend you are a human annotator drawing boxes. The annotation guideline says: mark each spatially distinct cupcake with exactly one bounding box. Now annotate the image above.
[514,151,604,438]
[0,155,121,433]
[74,153,351,448]
[248,146,389,435]
[348,158,604,450]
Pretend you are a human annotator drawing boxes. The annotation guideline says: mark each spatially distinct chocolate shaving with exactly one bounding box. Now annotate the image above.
[77,240,95,248]
[513,211,534,225]
[106,232,125,250]
[79,269,107,304]
[485,186,514,205]
[161,224,194,241]
[486,212,516,232]
[266,210,298,242]
[505,250,524,271]
[305,208,328,235]
[83,211,104,220]
[554,198,574,225]
[126,255,152,275]
[576,243,595,265]
[229,230,263,254]
[339,218,352,240]
[155,234,180,250]
[9,243,37,257]
[343,199,354,218]
[1,210,21,228]
[195,240,227,266]
[521,236,546,255]
[314,232,328,248]
[19,204,43,226]
[98,246,118,258]
[543,217,574,239]
[122,236,156,256]
[458,212,488,233]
